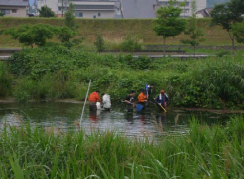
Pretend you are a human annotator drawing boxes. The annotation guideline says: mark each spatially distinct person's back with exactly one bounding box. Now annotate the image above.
[88,91,101,111]
[102,94,111,110]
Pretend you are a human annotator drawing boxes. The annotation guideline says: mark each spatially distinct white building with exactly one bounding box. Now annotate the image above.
[37,0,121,18]
[156,0,207,17]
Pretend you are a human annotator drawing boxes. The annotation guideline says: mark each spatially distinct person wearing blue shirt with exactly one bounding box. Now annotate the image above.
[155,90,169,112]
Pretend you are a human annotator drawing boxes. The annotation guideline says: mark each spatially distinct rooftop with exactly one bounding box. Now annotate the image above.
[0,0,29,7]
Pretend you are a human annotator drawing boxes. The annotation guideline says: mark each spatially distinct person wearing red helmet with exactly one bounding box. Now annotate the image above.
[155,90,169,112]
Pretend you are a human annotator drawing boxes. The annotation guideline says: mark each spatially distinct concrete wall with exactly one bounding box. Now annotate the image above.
[75,10,115,19]
[0,6,27,17]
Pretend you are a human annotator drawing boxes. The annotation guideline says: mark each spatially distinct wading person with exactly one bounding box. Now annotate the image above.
[155,90,169,112]
[101,93,111,111]
[138,89,148,110]
[124,90,136,112]
[88,90,101,111]
[146,84,154,100]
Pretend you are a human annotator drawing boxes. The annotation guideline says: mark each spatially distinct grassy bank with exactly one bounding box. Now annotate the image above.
[0,115,244,178]
[0,17,237,48]
[1,44,244,109]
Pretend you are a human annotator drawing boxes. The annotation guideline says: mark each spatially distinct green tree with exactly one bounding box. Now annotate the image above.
[232,22,244,43]
[38,5,55,18]
[64,3,76,31]
[0,12,5,17]
[57,27,77,43]
[153,0,187,55]
[181,0,205,57]
[4,24,57,47]
[211,0,244,54]
[94,34,105,53]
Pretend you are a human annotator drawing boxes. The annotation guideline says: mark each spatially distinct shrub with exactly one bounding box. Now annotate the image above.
[120,35,142,52]
[94,34,105,53]
[0,62,12,97]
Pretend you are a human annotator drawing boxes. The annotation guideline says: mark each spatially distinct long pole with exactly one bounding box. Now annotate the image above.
[79,79,91,130]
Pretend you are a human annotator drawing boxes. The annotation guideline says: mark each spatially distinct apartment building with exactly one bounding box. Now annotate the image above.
[0,0,29,17]
[37,0,120,18]
[156,0,207,17]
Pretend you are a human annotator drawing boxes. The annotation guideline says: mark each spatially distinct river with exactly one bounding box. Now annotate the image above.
[0,102,234,138]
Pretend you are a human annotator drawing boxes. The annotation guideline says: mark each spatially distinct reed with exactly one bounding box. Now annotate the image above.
[0,115,243,178]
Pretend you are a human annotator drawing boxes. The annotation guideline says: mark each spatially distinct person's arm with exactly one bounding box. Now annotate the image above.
[155,96,160,105]
[96,93,101,102]
[124,96,132,104]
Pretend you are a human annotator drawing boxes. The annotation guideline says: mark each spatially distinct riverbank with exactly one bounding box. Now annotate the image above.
[0,17,239,48]
[0,115,243,178]
[1,45,244,109]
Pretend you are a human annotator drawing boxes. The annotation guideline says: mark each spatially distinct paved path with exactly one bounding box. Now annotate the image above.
[1,54,214,61]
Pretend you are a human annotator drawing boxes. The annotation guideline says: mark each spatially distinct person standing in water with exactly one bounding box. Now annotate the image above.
[88,90,101,111]
[124,90,136,112]
[101,93,111,111]
[155,90,169,112]
[138,89,148,110]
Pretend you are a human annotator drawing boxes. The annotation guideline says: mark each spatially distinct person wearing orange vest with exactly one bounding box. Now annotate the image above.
[138,89,148,110]
[88,90,101,111]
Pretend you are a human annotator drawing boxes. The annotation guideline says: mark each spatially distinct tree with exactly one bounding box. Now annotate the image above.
[38,5,55,18]
[211,0,244,54]
[153,0,187,55]
[94,34,105,53]
[0,12,5,17]
[232,22,244,43]
[64,3,76,31]
[181,0,205,57]
[58,27,76,43]
[4,24,57,47]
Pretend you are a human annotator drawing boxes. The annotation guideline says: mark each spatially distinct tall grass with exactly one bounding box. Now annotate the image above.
[0,115,243,178]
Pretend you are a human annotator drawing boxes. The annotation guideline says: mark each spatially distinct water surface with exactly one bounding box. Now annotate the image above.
[0,102,233,137]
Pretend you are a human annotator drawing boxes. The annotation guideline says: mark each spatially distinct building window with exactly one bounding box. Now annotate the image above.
[93,15,96,19]
[1,9,10,14]
[79,12,83,17]
[12,9,17,13]
[183,9,189,13]
[98,12,101,17]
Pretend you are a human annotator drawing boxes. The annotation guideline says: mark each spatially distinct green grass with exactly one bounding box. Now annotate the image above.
[0,17,240,48]
[0,115,244,178]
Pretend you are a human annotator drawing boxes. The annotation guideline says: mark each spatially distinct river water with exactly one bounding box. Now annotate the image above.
[0,102,233,137]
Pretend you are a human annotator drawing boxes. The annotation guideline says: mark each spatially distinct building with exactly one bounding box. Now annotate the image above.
[155,0,207,17]
[0,0,29,17]
[37,0,121,18]
[121,0,156,19]
[196,8,213,18]
[71,0,120,19]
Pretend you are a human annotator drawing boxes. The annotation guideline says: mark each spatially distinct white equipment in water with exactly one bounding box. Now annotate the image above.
[96,102,101,110]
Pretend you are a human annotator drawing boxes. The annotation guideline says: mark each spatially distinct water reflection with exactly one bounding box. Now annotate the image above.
[0,102,233,137]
